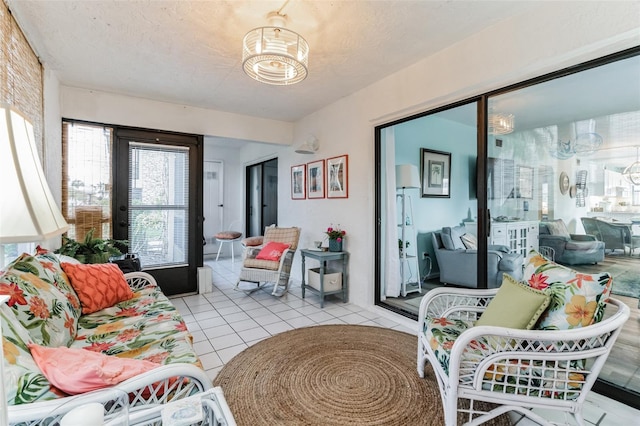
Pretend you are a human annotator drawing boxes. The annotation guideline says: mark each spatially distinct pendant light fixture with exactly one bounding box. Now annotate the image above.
[622,146,640,185]
[242,1,309,86]
[488,112,515,135]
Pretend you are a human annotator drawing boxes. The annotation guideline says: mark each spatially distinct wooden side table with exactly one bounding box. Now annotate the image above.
[300,249,349,308]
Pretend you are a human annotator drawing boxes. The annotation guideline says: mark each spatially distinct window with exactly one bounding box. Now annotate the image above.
[61,121,114,240]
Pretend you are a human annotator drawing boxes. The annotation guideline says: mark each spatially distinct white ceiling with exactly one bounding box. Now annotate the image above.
[7,0,539,123]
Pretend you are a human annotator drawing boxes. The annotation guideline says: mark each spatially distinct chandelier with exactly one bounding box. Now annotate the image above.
[488,112,514,135]
[622,146,640,185]
[242,8,309,86]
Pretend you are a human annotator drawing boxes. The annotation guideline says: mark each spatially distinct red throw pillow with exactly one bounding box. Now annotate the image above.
[61,263,134,314]
[255,242,291,261]
[28,343,160,394]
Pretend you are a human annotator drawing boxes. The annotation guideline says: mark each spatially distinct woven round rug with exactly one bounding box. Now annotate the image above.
[213,324,511,425]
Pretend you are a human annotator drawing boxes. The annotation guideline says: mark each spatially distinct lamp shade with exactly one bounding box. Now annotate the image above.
[0,104,69,243]
[396,164,420,189]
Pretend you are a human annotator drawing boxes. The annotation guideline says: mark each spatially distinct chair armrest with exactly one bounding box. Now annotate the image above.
[125,271,158,291]
[570,234,597,241]
[418,287,498,326]
[538,234,570,242]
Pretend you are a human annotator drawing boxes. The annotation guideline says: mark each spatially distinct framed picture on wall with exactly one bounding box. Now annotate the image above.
[307,159,325,199]
[421,148,451,198]
[291,164,306,200]
[326,155,348,198]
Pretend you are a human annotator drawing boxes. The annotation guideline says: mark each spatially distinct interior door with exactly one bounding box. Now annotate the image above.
[246,158,278,236]
[203,161,223,255]
[114,129,203,296]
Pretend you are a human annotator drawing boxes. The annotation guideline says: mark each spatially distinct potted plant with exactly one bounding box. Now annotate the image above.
[325,225,346,252]
[55,228,128,264]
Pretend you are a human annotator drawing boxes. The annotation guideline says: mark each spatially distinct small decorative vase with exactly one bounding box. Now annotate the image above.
[329,239,342,252]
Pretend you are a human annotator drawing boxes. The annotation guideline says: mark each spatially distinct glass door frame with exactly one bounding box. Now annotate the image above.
[374,46,640,408]
[113,126,203,296]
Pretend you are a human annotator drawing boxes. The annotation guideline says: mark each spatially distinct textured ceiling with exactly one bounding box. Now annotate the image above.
[7,0,538,122]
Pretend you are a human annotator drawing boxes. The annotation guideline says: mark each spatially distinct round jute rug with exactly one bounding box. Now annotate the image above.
[213,324,511,426]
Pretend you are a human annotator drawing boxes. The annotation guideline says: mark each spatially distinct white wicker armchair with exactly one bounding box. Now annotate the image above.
[236,226,300,296]
[417,287,630,426]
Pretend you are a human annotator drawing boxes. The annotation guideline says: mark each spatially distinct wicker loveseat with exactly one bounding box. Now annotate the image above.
[1,248,212,425]
[418,250,630,425]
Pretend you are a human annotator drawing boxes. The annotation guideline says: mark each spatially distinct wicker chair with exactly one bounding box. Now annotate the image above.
[235,226,300,296]
[417,287,629,426]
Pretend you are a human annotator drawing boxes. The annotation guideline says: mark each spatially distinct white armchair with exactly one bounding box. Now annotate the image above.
[417,286,630,426]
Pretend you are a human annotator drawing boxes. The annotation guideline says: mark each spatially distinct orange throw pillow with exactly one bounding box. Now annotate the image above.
[255,242,290,261]
[61,263,134,314]
[28,343,159,394]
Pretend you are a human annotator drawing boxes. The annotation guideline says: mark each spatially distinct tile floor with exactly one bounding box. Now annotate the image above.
[170,257,640,426]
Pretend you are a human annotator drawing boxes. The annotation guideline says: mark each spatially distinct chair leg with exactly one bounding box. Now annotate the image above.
[215,240,224,261]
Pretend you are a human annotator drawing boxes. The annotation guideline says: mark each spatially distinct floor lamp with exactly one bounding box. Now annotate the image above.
[0,104,69,425]
[395,164,420,296]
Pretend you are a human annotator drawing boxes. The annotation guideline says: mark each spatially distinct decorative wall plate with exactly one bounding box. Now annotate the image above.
[569,184,577,199]
[559,172,570,195]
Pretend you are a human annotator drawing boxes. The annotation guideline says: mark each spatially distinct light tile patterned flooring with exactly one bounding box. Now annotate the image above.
[170,257,640,426]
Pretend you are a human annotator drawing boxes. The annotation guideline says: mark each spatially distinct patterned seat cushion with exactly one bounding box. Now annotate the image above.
[424,315,585,400]
[72,285,201,367]
[242,258,281,271]
[0,253,80,347]
[424,316,476,376]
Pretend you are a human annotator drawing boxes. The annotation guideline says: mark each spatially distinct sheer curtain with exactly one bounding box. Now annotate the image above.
[383,127,401,298]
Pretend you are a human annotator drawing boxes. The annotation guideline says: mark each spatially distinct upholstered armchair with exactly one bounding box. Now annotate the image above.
[539,219,604,265]
[431,226,523,289]
[581,217,632,254]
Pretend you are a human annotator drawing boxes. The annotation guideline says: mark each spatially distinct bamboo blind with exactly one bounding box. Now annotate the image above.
[0,2,43,156]
[61,121,114,240]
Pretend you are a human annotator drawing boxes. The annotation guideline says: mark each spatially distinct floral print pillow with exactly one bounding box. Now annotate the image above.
[33,246,82,318]
[523,250,612,330]
[1,303,58,405]
[0,253,78,347]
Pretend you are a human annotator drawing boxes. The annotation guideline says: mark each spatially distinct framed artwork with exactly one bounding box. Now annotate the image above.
[421,148,451,198]
[307,159,325,199]
[326,155,348,198]
[291,164,306,200]
[517,166,534,199]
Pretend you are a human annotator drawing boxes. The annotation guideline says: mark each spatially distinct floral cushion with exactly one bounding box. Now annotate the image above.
[424,314,584,400]
[523,250,612,330]
[0,253,79,347]
[71,284,201,368]
[425,316,476,376]
[34,246,82,317]
[1,303,59,405]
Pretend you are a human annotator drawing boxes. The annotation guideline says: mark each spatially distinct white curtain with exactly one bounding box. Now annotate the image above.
[383,127,401,298]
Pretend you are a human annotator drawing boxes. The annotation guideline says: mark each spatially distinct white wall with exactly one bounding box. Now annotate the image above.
[60,86,294,145]
[288,2,640,310]
[41,1,640,316]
